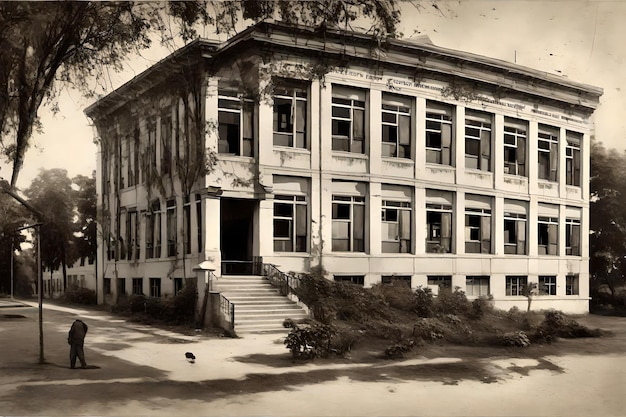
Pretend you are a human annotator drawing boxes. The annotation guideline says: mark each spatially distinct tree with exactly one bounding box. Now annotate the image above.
[0,179,28,294]
[0,0,402,190]
[589,140,626,299]
[24,169,75,292]
[72,173,97,264]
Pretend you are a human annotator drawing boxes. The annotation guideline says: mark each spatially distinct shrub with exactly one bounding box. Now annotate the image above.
[533,310,603,341]
[161,281,197,324]
[433,287,470,316]
[284,322,337,359]
[412,318,445,341]
[470,295,494,319]
[62,285,96,305]
[385,339,416,359]
[371,281,416,312]
[500,331,531,347]
[413,286,434,317]
[292,272,337,324]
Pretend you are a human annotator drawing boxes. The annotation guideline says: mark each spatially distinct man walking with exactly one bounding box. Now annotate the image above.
[68,319,88,369]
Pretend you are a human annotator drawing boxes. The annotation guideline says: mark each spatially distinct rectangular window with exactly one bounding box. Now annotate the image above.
[153,200,162,258]
[381,275,412,286]
[539,275,557,296]
[504,212,526,255]
[183,196,191,255]
[425,101,453,165]
[174,277,184,295]
[149,277,161,298]
[426,203,452,254]
[218,90,254,156]
[566,131,582,187]
[195,194,203,253]
[273,80,308,148]
[332,195,365,252]
[381,200,411,253]
[331,87,365,153]
[104,278,111,295]
[125,210,139,261]
[333,275,365,286]
[466,276,490,297]
[427,275,452,289]
[117,278,126,295]
[566,274,579,295]
[506,276,527,296]
[465,110,492,171]
[465,203,491,254]
[144,121,157,185]
[161,111,172,176]
[381,94,411,159]
[538,125,559,181]
[538,216,558,255]
[273,195,307,252]
[166,199,176,257]
[566,218,581,256]
[132,278,143,295]
[504,118,526,176]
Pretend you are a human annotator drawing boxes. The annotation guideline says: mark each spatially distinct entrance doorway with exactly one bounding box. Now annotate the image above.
[220,198,256,274]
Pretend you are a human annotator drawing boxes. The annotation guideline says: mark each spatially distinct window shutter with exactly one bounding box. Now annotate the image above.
[517,136,526,175]
[400,210,411,239]
[548,223,558,255]
[399,115,411,145]
[480,215,491,253]
[441,124,452,165]
[571,224,580,255]
[516,220,526,255]
[550,142,559,181]
[441,212,452,252]
[480,130,491,170]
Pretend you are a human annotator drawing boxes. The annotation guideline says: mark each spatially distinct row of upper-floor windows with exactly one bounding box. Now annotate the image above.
[104,79,584,192]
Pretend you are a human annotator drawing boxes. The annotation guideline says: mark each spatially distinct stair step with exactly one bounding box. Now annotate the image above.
[236,310,308,317]
[236,304,302,310]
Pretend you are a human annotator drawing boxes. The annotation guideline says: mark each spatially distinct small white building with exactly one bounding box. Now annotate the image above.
[85,22,602,315]
[43,257,97,299]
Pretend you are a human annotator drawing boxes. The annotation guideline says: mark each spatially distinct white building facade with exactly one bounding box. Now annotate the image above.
[86,22,602,314]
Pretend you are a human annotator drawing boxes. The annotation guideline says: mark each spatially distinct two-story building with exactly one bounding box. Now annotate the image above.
[85,21,602,315]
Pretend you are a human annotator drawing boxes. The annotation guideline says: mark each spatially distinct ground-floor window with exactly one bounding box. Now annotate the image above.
[381,275,412,286]
[506,275,527,296]
[103,278,111,295]
[333,275,365,286]
[132,278,143,295]
[117,278,126,295]
[174,277,184,295]
[465,276,490,296]
[539,275,557,295]
[150,278,161,298]
[427,275,452,290]
[566,274,579,295]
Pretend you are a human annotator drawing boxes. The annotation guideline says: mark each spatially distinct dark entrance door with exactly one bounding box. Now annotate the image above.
[220,198,256,274]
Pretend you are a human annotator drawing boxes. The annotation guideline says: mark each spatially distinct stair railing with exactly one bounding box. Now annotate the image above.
[263,263,301,298]
[220,293,235,331]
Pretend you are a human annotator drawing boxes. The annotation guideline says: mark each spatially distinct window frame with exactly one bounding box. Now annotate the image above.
[464,111,492,171]
[425,102,453,165]
[331,89,366,154]
[503,212,527,255]
[539,275,557,296]
[149,277,161,298]
[464,207,491,254]
[505,275,527,296]
[381,199,412,254]
[538,216,559,255]
[465,275,490,297]
[426,203,452,253]
[381,94,412,159]
[538,125,559,182]
[166,199,176,258]
[132,278,143,295]
[218,90,254,157]
[332,195,366,252]
[565,218,581,256]
[273,194,308,253]
[566,274,579,295]
[503,118,527,176]
[333,275,365,286]
[566,131,582,187]
[273,80,308,149]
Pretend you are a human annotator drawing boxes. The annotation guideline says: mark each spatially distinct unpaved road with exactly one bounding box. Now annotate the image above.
[0,300,624,416]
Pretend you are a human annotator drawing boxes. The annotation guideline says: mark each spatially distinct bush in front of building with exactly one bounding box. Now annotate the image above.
[122,282,198,325]
[62,284,96,305]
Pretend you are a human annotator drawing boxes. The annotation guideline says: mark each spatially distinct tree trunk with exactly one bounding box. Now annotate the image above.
[61,244,67,291]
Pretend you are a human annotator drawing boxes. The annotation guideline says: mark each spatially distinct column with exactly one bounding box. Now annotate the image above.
[455,105,466,175]
[369,89,382,177]
[455,190,466,255]
[493,196,504,256]
[369,181,382,255]
[203,195,221,274]
[493,114,505,190]
[414,97,426,179]
[527,120,539,193]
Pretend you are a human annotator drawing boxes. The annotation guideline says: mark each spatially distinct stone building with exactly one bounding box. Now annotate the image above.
[85,21,602,327]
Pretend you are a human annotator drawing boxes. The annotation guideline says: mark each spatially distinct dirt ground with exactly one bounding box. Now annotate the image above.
[0,300,624,416]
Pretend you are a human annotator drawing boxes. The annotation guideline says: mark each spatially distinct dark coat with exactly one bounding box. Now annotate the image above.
[68,320,88,345]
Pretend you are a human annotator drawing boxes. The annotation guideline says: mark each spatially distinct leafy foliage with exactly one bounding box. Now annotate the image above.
[62,284,97,305]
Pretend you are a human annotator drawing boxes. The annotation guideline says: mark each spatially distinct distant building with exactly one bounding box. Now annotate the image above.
[43,257,96,298]
[85,21,602,315]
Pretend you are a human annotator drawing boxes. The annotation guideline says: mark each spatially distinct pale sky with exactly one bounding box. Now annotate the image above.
[6,0,625,190]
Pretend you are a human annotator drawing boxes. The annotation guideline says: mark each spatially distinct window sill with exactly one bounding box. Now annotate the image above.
[331,151,368,159]
[273,146,310,154]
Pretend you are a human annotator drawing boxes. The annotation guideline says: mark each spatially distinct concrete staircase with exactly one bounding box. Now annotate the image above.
[213,275,308,334]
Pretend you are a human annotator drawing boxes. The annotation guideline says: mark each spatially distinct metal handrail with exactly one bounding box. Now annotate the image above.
[219,293,235,331]
[263,263,301,296]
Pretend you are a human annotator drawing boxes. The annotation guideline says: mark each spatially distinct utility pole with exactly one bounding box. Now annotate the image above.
[37,224,44,364]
